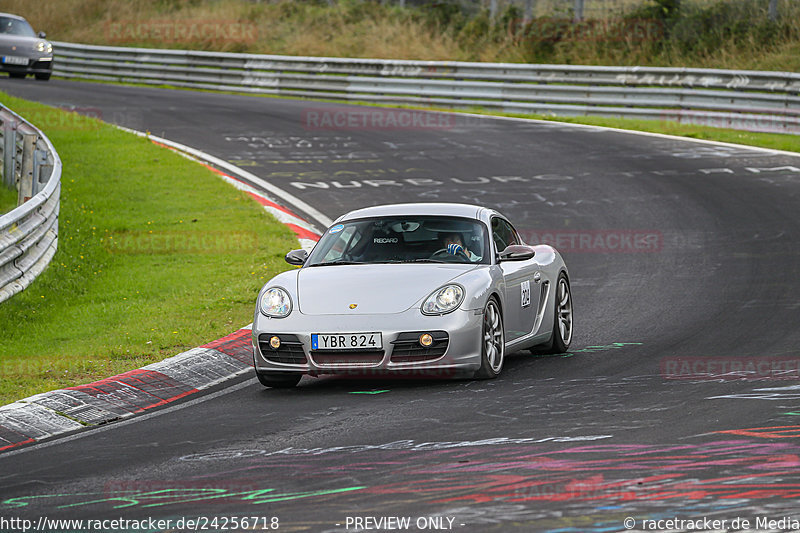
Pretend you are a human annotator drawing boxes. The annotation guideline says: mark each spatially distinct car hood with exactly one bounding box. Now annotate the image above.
[0,35,40,56]
[297,263,477,315]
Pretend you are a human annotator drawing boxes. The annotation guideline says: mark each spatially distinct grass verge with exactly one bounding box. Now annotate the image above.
[0,91,297,405]
[0,186,16,216]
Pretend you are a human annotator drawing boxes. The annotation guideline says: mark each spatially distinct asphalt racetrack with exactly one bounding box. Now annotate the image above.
[2,78,800,532]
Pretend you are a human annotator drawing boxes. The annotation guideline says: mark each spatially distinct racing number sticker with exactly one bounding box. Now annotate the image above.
[521,280,531,308]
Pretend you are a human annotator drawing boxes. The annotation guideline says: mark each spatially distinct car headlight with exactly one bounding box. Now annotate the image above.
[421,284,464,315]
[36,41,52,54]
[260,287,292,318]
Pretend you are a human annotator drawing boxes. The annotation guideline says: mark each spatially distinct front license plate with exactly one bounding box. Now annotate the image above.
[2,56,27,66]
[312,332,382,350]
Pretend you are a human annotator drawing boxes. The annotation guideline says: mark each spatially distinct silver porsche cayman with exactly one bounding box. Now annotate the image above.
[252,203,572,388]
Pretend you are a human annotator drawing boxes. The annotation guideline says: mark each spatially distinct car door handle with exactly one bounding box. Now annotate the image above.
[533,272,541,283]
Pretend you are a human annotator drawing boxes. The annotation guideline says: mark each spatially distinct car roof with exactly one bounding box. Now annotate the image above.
[338,203,488,222]
[0,13,28,21]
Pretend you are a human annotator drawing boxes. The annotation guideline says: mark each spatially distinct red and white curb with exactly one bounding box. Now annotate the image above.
[0,132,325,453]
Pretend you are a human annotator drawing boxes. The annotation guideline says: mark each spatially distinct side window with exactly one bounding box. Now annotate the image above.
[491,217,518,252]
[323,226,358,262]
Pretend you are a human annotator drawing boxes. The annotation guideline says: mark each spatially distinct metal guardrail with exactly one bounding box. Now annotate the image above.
[0,105,61,304]
[53,40,800,134]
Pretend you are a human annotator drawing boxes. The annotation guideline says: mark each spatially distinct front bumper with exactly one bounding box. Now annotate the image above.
[0,57,53,75]
[252,307,483,378]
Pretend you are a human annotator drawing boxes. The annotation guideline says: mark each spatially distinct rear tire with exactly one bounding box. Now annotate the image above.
[8,72,25,79]
[256,371,301,388]
[544,274,573,354]
[474,296,504,379]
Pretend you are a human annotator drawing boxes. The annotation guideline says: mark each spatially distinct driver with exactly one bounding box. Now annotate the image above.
[442,232,480,262]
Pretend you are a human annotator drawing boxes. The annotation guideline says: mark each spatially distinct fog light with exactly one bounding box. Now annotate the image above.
[419,333,433,347]
[269,336,281,349]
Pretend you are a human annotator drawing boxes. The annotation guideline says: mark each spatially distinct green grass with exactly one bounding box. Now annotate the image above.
[0,185,16,216]
[0,91,297,405]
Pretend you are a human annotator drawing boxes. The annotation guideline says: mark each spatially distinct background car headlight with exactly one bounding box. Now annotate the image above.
[260,287,292,318]
[422,284,464,315]
[36,41,52,53]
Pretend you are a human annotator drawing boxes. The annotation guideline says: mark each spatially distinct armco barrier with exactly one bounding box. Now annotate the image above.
[53,41,800,134]
[0,105,61,304]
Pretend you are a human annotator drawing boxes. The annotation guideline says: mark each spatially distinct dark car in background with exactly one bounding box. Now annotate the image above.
[0,13,52,80]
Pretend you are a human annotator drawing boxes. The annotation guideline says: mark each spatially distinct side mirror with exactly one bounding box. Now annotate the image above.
[38,31,46,38]
[498,244,535,262]
[285,249,308,266]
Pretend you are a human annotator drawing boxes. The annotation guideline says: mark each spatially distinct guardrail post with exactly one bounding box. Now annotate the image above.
[2,119,16,189]
[524,0,534,24]
[32,148,49,196]
[17,132,37,205]
[768,0,778,20]
[574,0,585,22]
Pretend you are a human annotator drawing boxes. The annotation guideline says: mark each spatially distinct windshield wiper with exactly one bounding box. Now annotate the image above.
[408,258,449,263]
[307,260,369,267]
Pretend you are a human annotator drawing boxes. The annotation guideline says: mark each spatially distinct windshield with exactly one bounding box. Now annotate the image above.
[0,17,36,37]
[307,215,490,266]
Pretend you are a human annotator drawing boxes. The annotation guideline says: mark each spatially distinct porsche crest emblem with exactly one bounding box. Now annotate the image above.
[349,303,358,309]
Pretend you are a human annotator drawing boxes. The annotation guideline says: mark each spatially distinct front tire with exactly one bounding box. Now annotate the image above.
[474,296,504,379]
[35,73,51,81]
[256,371,301,388]
[545,274,573,354]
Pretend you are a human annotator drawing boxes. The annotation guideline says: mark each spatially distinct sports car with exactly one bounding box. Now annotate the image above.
[0,13,53,81]
[252,203,572,387]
